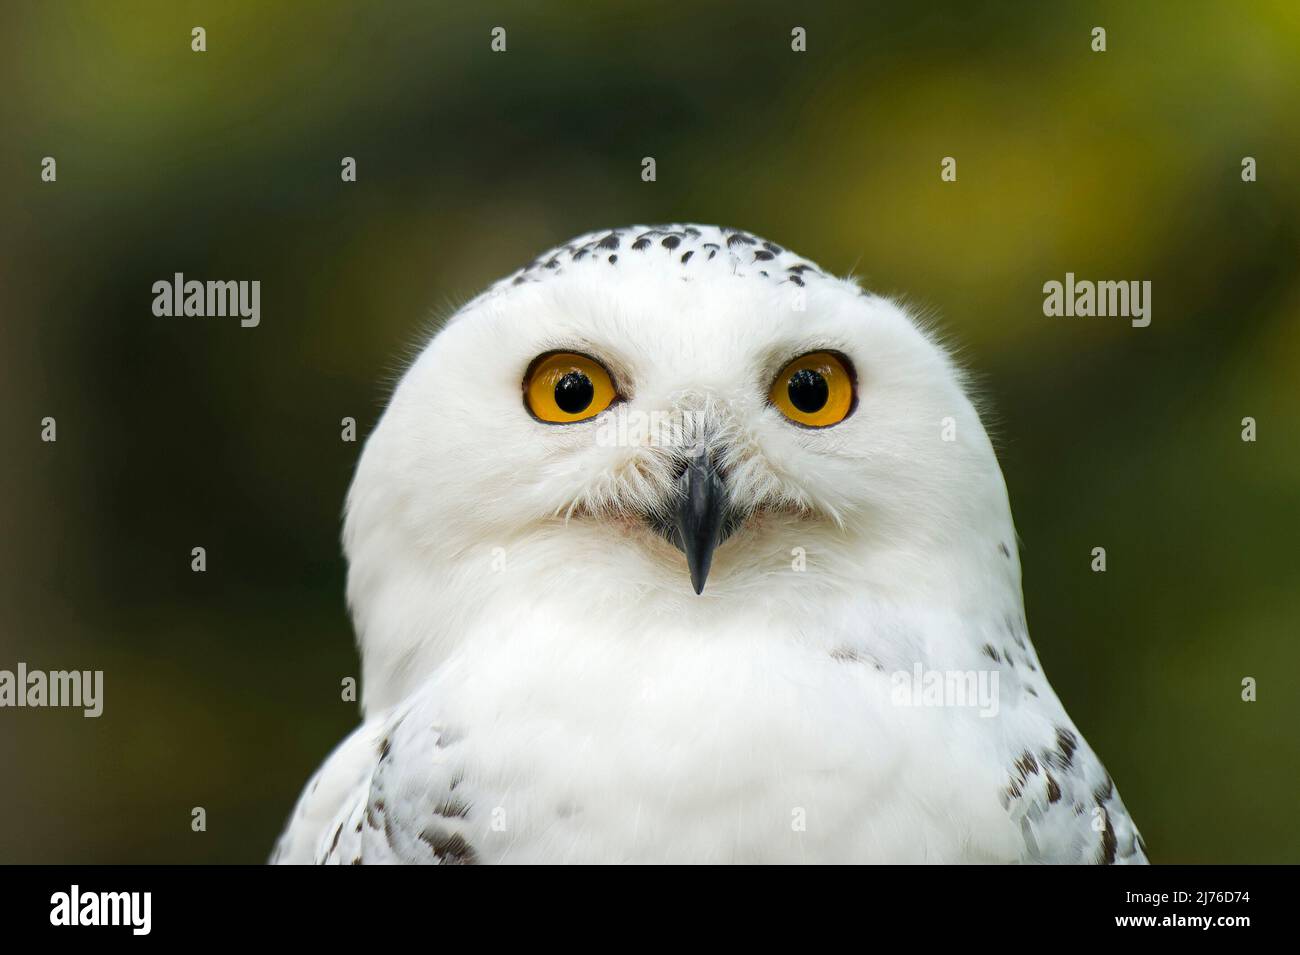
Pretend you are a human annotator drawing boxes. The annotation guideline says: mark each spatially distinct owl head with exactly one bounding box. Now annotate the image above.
[345,226,1018,711]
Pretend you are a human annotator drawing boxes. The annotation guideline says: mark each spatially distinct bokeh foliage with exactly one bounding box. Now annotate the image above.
[1,1,1296,862]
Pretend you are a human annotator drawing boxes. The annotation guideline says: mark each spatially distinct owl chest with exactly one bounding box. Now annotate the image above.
[431,628,1001,862]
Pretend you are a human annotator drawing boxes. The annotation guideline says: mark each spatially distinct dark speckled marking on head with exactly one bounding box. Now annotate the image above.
[999,542,1011,558]
[468,225,851,320]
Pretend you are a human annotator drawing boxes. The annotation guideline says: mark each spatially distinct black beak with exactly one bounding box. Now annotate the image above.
[671,447,729,595]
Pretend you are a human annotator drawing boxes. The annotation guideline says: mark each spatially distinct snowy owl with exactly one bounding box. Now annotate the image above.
[272,224,1146,865]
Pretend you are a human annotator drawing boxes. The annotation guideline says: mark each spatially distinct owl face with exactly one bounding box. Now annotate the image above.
[345,226,1013,705]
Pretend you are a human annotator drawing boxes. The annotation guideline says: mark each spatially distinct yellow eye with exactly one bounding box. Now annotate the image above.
[524,352,618,423]
[769,351,856,428]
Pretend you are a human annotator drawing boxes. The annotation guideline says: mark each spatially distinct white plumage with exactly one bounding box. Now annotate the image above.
[272,225,1146,864]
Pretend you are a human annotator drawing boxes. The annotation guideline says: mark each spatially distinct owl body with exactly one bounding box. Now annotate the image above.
[273,225,1146,865]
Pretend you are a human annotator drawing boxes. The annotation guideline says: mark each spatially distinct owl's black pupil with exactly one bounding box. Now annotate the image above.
[787,369,829,413]
[554,371,594,413]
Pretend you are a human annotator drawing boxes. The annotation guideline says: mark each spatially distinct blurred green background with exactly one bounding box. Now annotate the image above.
[1,0,1296,863]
